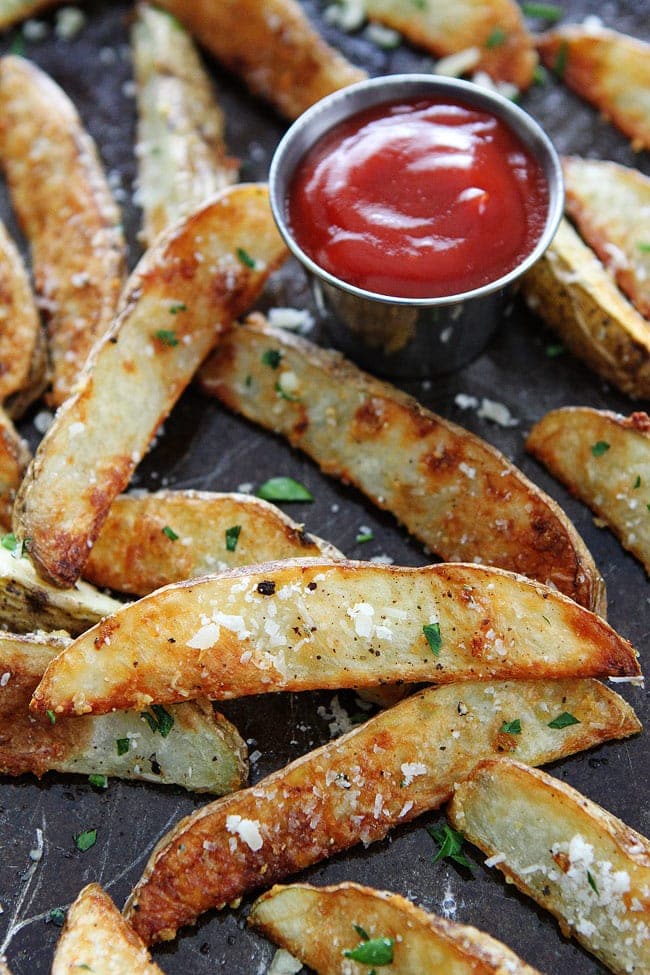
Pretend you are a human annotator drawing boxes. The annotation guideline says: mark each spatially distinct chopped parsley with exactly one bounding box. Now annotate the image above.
[554,40,569,77]
[422,622,442,656]
[168,303,187,314]
[637,242,650,253]
[344,936,394,966]
[141,705,175,737]
[521,2,563,20]
[162,525,179,541]
[356,530,374,543]
[237,247,256,268]
[591,441,610,457]
[225,525,241,552]
[500,718,522,734]
[88,774,107,789]
[633,475,641,489]
[261,349,283,369]
[116,738,130,756]
[587,870,600,895]
[46,709,56,724]
[532,64,548,85]
[548,711,580,729]
[1,532,28,558]
[48,908,66,927]
[74,828,97,852]
[353,923,371,941]
[410,0,427,8]
[275,380,300,401]
[485,26,507,48]
[545,343,565,357]
[155,328,179,346]
[257,477,313,502]
[429,823,472,869]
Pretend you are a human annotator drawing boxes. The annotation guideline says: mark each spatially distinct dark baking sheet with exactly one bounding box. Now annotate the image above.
[0,2,648,972]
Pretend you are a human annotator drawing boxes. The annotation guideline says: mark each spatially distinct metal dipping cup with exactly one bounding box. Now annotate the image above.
[269,74,564,379]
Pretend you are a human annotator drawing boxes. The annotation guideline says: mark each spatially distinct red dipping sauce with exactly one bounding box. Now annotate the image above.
[287,97,549,299]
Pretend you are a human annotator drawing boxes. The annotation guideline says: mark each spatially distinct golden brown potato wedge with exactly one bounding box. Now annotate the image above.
[154,0,366,121]
[449,758,650,975]
[52,883,164,975]
[0,631,247,792]
[13,184,288,589]
[124,677,639,944]
[250,882,542,975]
[522,218,650,400]
[0,217,46,414]
[200,316,605,613]
[0,0,62,29]
[84,490,343,595]
[364,0,536,90]
[537,25,650,150]
[527,408,650,575]
[132,3,238,246]
[0,56,126,407]
[563,157,650,320]
[0,407,29,530]
[31,559,639,718]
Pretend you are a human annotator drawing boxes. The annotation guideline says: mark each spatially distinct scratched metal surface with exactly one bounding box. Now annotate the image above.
[0,1,648,972]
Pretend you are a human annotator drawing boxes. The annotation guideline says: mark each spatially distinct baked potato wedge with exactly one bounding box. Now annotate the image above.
[0,56,126,407]
[84,490,343,596]
[31,559,639,717]
[0,408,29,530]
[522,218,650,400]
[250,882,542,975]
[52,883,164,975]
[124,677,639,944]
[13,184,287,589]
[132,3,238,246]
[527,408,650,574]
[154,0,366,121]
[200,316,605,613]
[449,758,650,975]
[563,157,650,319]
[364,0,536,90]
[0,1,62,29]
[0,630,248,793]
[537,25,650,150]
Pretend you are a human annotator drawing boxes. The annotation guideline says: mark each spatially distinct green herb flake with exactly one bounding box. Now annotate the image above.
[633,475,641,489]
[356,530,374,544]
[532,64,548,85]
[545,342,565,358]
[116,738,130,756]
[353,923,370,941]
[162,525,179,541]
[423,622,442,656]
[548,711,580,729]
[257,477,313,502]
[74,829,97,852]
[76,965,93,971]
[501,718,522,734]
[0,532,27,558]
[88,774,107,789]
[225,525,242,552]
[343,937,395,966]
[169,303,187,315]
[521,2,563,21]
[11,33,26,56]
[140,710,158,733]
[261,349,283,369]
[485,26,507,48]
[48,908,66,927]
[554,39,569,77]
[46,709,56,725]
[587,870,600,896]
[151,704,174,737]
[636,242,650,253]
[410,0,427,8]
[591,441,610,457]
[428,823,472,869]
[237,247,256,268]
[155,328,179,346]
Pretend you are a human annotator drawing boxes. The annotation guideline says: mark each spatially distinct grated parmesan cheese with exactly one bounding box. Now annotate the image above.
[226,815,264,851]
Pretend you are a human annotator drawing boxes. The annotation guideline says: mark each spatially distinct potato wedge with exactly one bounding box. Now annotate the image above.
[0,631,248,793]
[13,184,288,589]
[84,490,343,596]
[563,157,650,320]
[522,218,650,400]
[124,677,639,943]
[537,25,650,150]
[200,316,605,613]
[52,883,164,975]
[449,759,650,975]
[0,216,46,414]
[132,3,238,246]
[0,1,62,29]
[31,559,640,717]
[527,408,650,574]
[154,0,366,121]
[250,882,542,975]
[0,407,29,530]
[364,0,536,90]
[0,56,126,407]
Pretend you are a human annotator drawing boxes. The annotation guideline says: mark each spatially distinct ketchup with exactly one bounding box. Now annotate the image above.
[287,97,549,299]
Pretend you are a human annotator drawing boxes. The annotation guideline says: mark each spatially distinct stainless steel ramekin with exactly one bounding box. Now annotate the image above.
[269,74,564,379]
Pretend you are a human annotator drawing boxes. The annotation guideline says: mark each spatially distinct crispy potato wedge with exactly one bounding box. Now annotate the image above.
[133,3,238,246]
[0,543,122,636]
[31,559,639,717]
[52,883,164,975]
[0,56,126,407]
[200,316,605,613]
[0,1,62,29]
[124,677,639,943]
[0,630,248,792]
[0,407,29,529]
[527,408,650,574]
[0,216,46,414]
[364,0,536,90]
[84,490,343,596]
[522,218,650,400]
[563,157,650,320]
[13,184,288,589]
[154,0,366,121]
[537,25,650,150]
[250,882,542,975]
[449,758,650,975]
